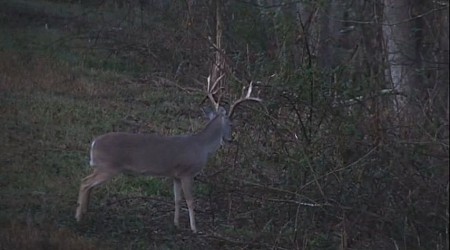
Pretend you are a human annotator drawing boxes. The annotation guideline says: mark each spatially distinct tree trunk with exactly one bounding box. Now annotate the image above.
[382,0,419,113]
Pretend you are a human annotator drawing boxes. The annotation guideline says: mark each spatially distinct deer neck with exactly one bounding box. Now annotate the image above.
[195,115,224,156]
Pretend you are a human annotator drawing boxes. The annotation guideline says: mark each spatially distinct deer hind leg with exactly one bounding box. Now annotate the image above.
[75,168,116,222]
[173,178,182,228]
[181,177,196,233]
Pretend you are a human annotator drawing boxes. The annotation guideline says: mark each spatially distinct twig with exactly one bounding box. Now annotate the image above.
[298,145,378,192]
[266,198,330,208]
[202,231,289,250]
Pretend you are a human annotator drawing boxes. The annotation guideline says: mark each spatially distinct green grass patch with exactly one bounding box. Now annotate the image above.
[1,0,157,76]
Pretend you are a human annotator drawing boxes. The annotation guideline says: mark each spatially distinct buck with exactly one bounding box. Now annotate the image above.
[75,76,261,233]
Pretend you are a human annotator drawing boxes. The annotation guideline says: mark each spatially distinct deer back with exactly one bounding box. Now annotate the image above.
[89,109,231,178]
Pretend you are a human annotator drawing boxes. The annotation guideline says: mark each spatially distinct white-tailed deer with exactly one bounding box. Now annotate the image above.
[75,77,261,233]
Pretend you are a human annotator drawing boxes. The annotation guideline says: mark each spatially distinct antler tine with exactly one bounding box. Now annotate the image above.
[206,74,225,111]
[206,76,218,110]
[228,81,262,118]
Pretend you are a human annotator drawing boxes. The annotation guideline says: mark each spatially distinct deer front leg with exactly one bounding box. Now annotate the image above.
[181,177,196,233]
[173,178,182,228]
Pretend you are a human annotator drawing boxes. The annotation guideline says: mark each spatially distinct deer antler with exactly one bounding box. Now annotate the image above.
[228,81,262,118]
[206,74,225,111]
